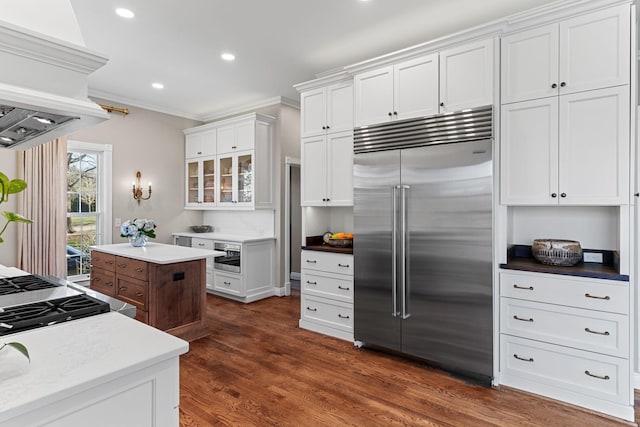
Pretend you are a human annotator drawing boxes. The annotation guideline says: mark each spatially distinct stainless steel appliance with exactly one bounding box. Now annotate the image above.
[175,235,192,247]
[353,105,494,383]
[214,241,241,273]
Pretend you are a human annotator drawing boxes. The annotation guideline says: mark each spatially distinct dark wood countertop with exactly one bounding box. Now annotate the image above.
[500,245,628,282]
[302,235,353,255]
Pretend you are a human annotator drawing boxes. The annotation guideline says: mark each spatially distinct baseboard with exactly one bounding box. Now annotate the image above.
[290,272,301,281]
[274,285,290,297]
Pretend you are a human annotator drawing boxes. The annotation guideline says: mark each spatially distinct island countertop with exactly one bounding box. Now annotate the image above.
[91,242,224,264]
[0,311,188,424]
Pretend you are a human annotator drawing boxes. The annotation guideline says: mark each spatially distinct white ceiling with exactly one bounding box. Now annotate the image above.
[67,0,559,121]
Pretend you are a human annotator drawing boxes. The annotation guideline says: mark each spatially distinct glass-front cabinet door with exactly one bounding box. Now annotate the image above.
[186,159,201,206]
[202,159,216,205]
[186,157,216,207]
[217,150,254,207]
[218,155,234,204]
[237,152,253,205]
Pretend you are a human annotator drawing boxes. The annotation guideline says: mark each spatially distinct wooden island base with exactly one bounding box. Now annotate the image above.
[91,246,212,342]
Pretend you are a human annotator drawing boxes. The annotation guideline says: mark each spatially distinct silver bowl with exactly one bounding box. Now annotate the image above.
[532,239,583,266]
[190,225,213,233]
[327,238,353,248]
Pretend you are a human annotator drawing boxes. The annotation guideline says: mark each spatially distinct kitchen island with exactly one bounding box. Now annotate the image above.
[90,242,223,341]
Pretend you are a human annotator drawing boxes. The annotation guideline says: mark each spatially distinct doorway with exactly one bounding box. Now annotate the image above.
[284,157,301,295]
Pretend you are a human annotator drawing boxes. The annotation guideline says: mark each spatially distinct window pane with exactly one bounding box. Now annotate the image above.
[67,192,80,213]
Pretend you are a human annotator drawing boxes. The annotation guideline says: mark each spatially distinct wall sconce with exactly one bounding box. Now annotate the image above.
[132,171,152,203]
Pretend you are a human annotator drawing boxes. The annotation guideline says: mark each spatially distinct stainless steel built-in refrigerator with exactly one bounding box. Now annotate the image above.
[353,106,493,382]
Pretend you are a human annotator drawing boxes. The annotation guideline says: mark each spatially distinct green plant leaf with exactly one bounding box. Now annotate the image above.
[0,236,3,243]
[4,342,30,362]
[1,212,32,223]
[7,179,27,194]
[0,172,8,203]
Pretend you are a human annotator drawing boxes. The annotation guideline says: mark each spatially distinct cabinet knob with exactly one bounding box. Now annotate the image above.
[551,193,557,198]
[635,193,639,197]
[551,83,557,89]
[439,102,444,107]
[197,151,202,155]
[560,82,566,87]
[388,112,392,117]
[322,126,326,130]
[326,125,330,129]
[560,193,566,198]
[393,111,397,116]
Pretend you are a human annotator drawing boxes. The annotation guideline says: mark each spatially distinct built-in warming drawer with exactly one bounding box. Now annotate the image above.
[301,295,353,332]
[500,271,628,314]
[301,250,353,276]
[302,271,353,303]
[500,335,629,406]
[501,298,628,358]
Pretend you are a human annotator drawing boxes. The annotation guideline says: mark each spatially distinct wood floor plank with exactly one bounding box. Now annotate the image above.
[179,290,637,426]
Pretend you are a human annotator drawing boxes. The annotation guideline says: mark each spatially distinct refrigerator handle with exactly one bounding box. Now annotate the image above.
[401,185,410,319]
[392,185,399,317]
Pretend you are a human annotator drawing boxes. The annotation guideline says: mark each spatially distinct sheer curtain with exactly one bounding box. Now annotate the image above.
[16,138,67,277]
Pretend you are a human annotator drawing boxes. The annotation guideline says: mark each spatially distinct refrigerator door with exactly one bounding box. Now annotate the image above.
[401,139,493,379]
[353,149,402,351]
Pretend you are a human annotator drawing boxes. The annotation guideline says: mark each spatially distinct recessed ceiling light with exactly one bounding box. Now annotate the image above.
[115,8,135,19]
[151,82,164,90]
[221,53,235,61]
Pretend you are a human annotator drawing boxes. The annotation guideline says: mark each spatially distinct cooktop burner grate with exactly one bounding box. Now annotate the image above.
[0,294,110,336]
[0,275,61,295]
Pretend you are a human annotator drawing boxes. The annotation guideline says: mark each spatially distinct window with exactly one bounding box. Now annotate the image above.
[66,141,112,281]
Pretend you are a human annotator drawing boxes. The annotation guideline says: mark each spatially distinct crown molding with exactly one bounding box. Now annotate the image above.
[200,96,299,123]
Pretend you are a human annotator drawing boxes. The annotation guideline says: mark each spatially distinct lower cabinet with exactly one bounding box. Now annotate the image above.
[498,270,633,421]
[299,250,354,341]
[90,250,208,341]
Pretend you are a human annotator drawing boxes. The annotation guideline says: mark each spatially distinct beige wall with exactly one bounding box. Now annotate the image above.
[71,98,204,246]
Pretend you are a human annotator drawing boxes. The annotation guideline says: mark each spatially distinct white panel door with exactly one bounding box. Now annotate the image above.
[326,131,353,206]
[354,65,394,127]
[501,25,559,104]
[558,86,629,205]
[560,5,630,96]
[439,38,494,112]
[301,87,327,138]
[394,53,439,120]
[500,98,559,205]
[301,135,328,206]
[327,83,353,134]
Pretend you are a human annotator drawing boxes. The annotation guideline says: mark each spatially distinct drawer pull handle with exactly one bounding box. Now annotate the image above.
[306,281,317,285]
[513,354,533,362]
[513,315,533,322]
[117,263,127,268]
[338,263,350,268]
[338,314,350,319]
[585,327,610,336]
[513,284,533,291]
[338,286,350,290]
[198,243,205,246]
[135,292,144,297]
[106,282,113,287]
[306,307,317,312]
[106,260,114,265]
[306,260,317,264]
[223,281,231,286]
[584,370,610,380]
[119,286,127,291]
[93,277,101,282]
[585,293,610,300]
[135,268,143,272]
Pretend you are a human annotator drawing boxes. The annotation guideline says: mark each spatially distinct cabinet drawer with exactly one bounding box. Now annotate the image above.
[302,251,353,276]
[301,295,353,332]
[213,272,242,296]
[500,335,629,405]
[90,268,116,297]
[116,276,148,310]
[115,256,149,281]
[191,238,214,250]
[302,271,353,303]
[500,271,628,314]
[501,298,628,357]
[91,251,115,272]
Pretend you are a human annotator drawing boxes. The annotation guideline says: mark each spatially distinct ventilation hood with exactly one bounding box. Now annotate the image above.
[0,17,109,150]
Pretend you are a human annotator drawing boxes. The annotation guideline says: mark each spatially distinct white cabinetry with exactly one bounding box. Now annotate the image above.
[183,113,274,210]
[499,271,632,421]
[501,86,629,205]
[299,250,354,341]
[300,82,353,138]
[354,38,494,127]
[501,5,630,104]
[191,237,214,291]
[301,131,353,206]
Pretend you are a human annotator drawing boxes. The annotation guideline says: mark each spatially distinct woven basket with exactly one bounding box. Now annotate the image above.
[532,239,583,266]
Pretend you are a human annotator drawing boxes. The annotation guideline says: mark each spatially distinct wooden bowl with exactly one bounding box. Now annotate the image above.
[532,239,583,266]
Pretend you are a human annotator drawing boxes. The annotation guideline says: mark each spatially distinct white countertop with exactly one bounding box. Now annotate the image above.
[172,231,275,243]
[91,242,224,264]
[0,311,188,422]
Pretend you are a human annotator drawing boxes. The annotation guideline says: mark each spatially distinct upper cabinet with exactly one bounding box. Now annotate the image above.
[183,113,275,210]
[439,38,494,112]
[300,82,353,138]
[354,39,493,127]
[501,5,630,104]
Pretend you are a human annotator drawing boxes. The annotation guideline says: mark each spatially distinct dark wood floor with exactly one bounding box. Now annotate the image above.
[179,289,638,426]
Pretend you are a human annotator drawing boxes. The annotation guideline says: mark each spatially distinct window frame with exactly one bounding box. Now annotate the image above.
[66,140,112,281]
